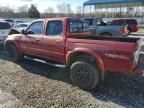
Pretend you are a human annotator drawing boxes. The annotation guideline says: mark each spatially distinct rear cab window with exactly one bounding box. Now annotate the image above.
[69,19,89,33]
[127,20,137,24]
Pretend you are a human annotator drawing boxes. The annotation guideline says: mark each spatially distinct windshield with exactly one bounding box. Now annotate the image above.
[69,20,89,33]
[16,24,28,28]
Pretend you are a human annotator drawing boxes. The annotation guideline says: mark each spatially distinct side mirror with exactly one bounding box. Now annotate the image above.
[21,29,25,34]
[21,29,34,35]
[27,31,34,35]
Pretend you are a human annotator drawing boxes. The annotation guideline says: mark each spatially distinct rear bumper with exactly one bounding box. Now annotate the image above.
[133,54,144,76]
[133,70,144,76]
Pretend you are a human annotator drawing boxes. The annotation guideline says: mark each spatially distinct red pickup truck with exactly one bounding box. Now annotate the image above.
[4,17,144,90]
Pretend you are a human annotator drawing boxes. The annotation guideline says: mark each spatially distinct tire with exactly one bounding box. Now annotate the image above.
[70,59,100,90]
[7,44,22,62]
[101,33,112,36]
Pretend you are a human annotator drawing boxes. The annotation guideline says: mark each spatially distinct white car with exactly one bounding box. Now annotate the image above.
[5,19,14,27]
[15,23,30,32]
[0,21,11,45]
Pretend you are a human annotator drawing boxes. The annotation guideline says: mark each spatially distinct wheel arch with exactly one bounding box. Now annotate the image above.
[100,32,112,36]
[5,40,22,54]
[66,48,105,81]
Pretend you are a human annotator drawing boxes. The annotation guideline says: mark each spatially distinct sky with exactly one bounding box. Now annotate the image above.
[0,0,86,12]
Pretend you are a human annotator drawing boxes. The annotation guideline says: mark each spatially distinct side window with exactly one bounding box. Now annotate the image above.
[127,20,137,24]
[46,21,63,36]
[26,21,43,35]
[70,21,82,32]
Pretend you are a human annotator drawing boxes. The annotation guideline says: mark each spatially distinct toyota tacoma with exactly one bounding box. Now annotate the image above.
[4,17,144,90]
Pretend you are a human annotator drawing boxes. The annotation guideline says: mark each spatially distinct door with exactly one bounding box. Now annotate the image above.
[41,20,65,63]
[20,21,43,56]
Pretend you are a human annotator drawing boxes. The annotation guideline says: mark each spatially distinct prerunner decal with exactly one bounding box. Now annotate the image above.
[105,53,129,60]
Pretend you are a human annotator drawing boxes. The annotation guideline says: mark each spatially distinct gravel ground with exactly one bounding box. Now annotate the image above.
[0,48,144,108]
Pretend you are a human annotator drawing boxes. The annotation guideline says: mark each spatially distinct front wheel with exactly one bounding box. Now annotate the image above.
[70,61,100,90]
[7,44,23,62]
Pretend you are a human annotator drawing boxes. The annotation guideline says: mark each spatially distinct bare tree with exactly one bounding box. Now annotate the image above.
[66,4,73,16]
[44,7,55,17]
[17,5,28,17]
[0,6,15,18]
[57,3,73,17]
[18,5,28,13]
[45,7,54,13]
[57,4,65,16]
[76,6,83,17]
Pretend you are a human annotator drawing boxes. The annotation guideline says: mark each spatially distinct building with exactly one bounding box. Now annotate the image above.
[83,0,144,18]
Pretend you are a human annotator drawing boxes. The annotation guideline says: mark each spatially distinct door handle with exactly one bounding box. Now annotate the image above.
[36,39,40,41]
[56,40,61,43]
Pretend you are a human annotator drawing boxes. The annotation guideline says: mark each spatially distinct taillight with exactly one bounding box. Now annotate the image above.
[133,39,144,65]
[120,27,126,34]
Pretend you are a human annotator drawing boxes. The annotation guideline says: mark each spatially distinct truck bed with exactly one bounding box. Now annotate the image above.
[71,36,139,43]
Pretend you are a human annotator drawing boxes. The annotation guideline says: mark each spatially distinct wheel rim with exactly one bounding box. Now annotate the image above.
[74,65,92,86]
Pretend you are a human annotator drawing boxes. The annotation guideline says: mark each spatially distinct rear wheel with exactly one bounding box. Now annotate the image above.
[70,57,100,90]
[7,44,23,62]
